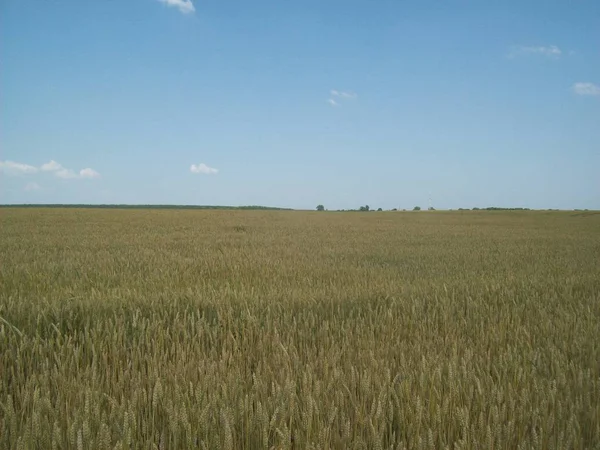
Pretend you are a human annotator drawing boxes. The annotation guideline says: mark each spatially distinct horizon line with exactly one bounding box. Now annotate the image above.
[0,204,596,212]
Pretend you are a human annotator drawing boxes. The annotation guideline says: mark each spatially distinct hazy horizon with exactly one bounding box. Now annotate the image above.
[0,203,595,212]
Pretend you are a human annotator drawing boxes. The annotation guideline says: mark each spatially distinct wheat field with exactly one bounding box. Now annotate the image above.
[1,208,599,449]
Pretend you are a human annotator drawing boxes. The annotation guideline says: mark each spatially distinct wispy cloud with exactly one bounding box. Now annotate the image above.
[157,0,195,14]
[190,163,218,175]
[331,90,357,99]
[0,160,39,175]
[24,182,41,192]
[509,45,562,58]
[328,89,357,107]
[572,82,600,96]
[1,159,101,180]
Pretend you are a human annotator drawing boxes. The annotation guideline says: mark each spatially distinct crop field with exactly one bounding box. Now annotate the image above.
[1,208,599,449]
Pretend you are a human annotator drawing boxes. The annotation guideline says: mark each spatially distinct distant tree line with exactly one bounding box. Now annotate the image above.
[317,205,398,212]
[317,205,545,212]
[7,204,577,213]
[0,204,292,211]
[459,207,532,211]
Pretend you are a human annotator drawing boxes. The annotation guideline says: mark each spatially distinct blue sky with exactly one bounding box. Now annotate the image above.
[1,0,598,209]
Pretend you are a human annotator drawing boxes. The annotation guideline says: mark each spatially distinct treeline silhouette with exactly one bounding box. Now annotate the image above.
[0,204,292,211]
[460,207,531,211]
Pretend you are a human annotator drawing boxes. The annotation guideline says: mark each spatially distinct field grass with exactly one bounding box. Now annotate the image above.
[1,208,599,449]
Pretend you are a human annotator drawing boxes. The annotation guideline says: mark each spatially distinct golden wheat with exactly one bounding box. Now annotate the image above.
[1,208,599,449]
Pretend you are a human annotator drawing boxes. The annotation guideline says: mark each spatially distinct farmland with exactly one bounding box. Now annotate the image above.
[1,208,599,449]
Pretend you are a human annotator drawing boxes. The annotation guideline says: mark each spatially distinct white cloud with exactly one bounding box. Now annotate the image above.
[0,160,39,175]
[157,0,195,14]
[1,159,100,180]
[41,160,75,178]
[190,163,218,175]
[331,90,357,99]
[41,160,101,179]
[509,45,562,58]
[572,82,600,96]
[55,168,78,179]
[327,98,339,107]
[24,182,41,191]
[41,160,62,171]
[79,168,101,179]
